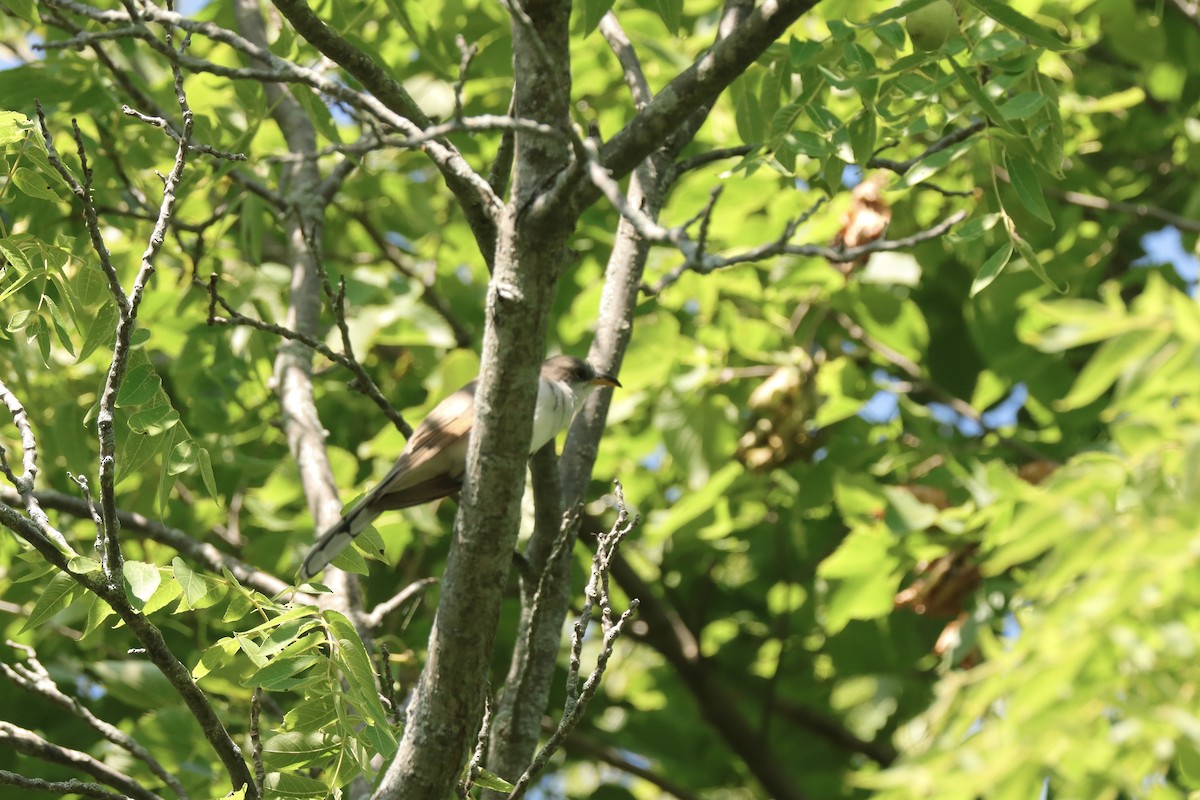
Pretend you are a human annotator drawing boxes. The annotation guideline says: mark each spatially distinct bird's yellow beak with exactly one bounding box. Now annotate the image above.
[591,373,621,388]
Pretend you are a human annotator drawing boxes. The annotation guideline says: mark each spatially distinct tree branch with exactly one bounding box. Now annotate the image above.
[486,446,577,786]
[1042,182,1200,234]
[267,0,502,266]
[0,769,129,800]
[231,0,374,671]
[204,275,411,437]
[559,730,703,800]
[0,721,163,800]
[594,0,819,186]
[607,554,808,800]
[645,208,967,295]
[0,381,72,552]
[1,641,190,800]
[374,0,577,793]
[0,486,294,598]
[833,312,1053,463]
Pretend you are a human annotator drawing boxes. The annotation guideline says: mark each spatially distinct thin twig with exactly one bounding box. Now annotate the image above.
[671,145,754,178]
[453,35,478,120]
[559,730,703,800]
[0,380,71,551]
[1040,180,1200,234]
[349,211,474,348]
[121,104,246,161]
[599,12,652,110]
[645,208,967,295]
[250,689,265,796]
[44,0,503,262]
[205,274,412,437]
[363,577,439,630]
[377,644,405,726]
[867,121,987,175]
[458,691,494,798]
[35,103,125,311]
[506,481,640,800]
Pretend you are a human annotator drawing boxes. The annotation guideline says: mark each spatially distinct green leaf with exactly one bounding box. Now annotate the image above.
[42,295,76,356]
[1009,228,1065,293]
[731,70,765,144]
[472,769,516,792]
[329,542,371,576]
[68,556,102,576]
[260,771,330,797]
[171,557,222,610]
[1004,150,1054,227]
[883,486,940,532]
[647,0,682,33]
[11,166,63,201]
[123,560,162,611]
[82,595,116,639]
[847,110,877,166]
[970,241,1014,296]
[116,363,161,407]
[31,317,51,366]
[946,213,1000,244]
[142,572,183,615]
[7,309,33,332]
[116,427,159,485]
[998,91,1047,121]
[222,589,257,624]
[0,0,35,23]
[325,610,392,727]
[575,0,616,35]
[246,654,323,692]
[963,0,1071,50]
[261,732,337,769]
[127,404,181,435]
[284,694,339,732]
[864,0,941,26]
[653,462,742,541]
[1057,329,1173,411]
[0,238,32,274]
[22,571,81,631]
[78,302,118,362]
[197,447,219,503]
[158,425,178,516]
[168,437,197,476]
[947,57,1016,134]
[91,660,180,710]
[817,526,902,632]
[790,39,824,67]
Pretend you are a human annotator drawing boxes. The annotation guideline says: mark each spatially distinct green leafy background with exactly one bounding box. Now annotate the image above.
[3,0,1200,798]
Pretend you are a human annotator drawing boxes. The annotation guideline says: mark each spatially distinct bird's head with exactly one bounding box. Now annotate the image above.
[541,355,621,398]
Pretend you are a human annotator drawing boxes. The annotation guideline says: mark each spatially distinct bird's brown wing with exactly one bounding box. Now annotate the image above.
[298,384,476,580]
[364,383,475,510]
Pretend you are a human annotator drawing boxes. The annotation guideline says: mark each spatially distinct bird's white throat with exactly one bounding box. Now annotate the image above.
[530,377,593,453]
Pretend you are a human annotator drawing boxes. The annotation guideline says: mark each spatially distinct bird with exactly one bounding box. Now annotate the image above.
[298,355,620,581]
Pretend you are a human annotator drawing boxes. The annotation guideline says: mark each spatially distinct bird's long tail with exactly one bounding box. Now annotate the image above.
[298,497,380,581]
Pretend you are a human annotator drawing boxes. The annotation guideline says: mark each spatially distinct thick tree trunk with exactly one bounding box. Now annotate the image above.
[372,1,575,797]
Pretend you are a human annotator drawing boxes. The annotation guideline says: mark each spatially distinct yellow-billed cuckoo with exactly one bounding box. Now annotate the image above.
[299,355,620,580]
